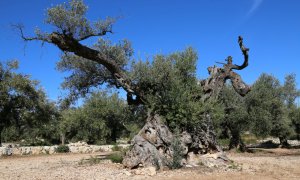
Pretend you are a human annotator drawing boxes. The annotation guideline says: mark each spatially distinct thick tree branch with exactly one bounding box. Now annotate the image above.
[201,36,251,99]
[17,26,146,104]
[231,36,249,70]
[14,18,133,102]
[49,32,139,95]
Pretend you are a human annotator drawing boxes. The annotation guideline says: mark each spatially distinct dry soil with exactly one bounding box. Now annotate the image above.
[1,148,300,180]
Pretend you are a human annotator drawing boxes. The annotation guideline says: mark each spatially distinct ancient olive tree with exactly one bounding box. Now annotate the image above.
[18,0,251,168]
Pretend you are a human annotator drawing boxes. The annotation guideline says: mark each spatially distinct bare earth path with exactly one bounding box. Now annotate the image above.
[1,149,300,180]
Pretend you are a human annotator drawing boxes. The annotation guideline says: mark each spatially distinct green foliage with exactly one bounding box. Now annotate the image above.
[290,107,300,140]
[123,105,147,140]
[218,138,230,147]
[0,60,60,145]
[218,84,249,149]
[107,153,123,163]
[168,134,184,169]
[111,144,123,152]
[20,138,51,147]
[46,0,132,107]
[55,145,70,153]
[220,84,249,130]
[245,74,293,144]
[109,145,130,163]
[130,48,217,131]
[217,73,299,147]
[58,46,217,135]
[59,91,133,144]
[57,38,133,107]
[45,0,115,40]
[19,0,300,149]
[39,0,223,136]
[282,74,300,140]
[282,73,300,108]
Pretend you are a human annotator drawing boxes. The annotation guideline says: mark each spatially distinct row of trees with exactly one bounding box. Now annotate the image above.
[1,59,300,149]
[59,91,145,145]
[0,61,145,145]
[218,73,300,150]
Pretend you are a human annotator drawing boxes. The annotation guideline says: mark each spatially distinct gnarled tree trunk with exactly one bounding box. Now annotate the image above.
[123,113,223,169]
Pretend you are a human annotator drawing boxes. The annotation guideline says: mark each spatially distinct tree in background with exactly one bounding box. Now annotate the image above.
[0,60,59,146]
[59,91,140,145]
[219,84,249,151]
[282,73,300,140]
[245,74,293,146]
[282,73,300,109]
[290,107,300,140]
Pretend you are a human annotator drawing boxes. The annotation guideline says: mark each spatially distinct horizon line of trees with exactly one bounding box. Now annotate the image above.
[1,59,300,149]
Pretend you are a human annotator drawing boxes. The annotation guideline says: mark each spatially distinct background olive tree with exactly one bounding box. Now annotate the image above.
[0,60,59,146]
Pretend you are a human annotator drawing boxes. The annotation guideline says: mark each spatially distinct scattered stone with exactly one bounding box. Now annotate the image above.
[21,147,32,155]
[31,147,43,155]
[133,166,157,176]
[123,170,131,176]
[147,166,157,176]
[0,142,129,156]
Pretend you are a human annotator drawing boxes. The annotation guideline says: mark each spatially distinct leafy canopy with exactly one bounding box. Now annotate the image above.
[45,0,115,40]
[245,73,292,141]
[59,91,133,144]
[0,60,59,145]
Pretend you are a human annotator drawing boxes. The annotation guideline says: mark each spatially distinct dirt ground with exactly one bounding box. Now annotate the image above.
[1,148,300,180]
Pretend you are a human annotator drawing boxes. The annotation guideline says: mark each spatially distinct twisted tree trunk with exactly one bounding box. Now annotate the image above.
[123,113,173,168]
[123,111,225,168]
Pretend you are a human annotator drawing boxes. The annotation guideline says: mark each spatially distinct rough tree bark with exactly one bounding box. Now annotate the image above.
[19,26,250,169]
[201,36,250,101]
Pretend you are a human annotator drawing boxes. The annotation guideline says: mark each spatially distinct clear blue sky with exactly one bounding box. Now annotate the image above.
[1,0,300,103]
